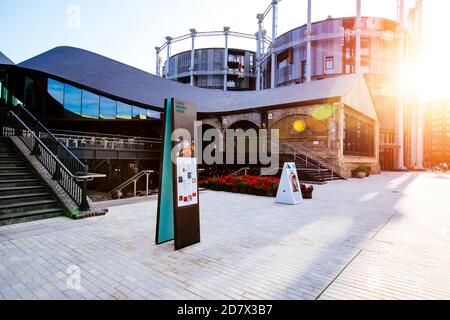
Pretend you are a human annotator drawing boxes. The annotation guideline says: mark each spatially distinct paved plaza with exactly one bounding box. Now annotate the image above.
[0,172,449,300]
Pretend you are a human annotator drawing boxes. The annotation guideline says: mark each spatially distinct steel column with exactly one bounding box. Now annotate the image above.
[155,47,161,77]
[306,0,312,82]
[223,27,230,91]
[355,0,362,74]
[256,14,264,91]
[190,29,197,86]
[165,36,173,78]
[270,0,278,89]
[396,0,406,170]
[416,0,424,169]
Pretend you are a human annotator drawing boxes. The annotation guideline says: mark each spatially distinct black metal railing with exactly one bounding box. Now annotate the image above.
[13,105,87,176]
[50,129,162,152]
[1,106,96,211]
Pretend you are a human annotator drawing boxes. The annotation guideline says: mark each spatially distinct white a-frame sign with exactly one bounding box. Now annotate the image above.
[276,163,303,205]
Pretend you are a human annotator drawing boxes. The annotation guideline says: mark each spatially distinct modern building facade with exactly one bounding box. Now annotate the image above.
[165,48,256,91]
[156,0,425,173]
[424,99,450,167]
[260,16,397,88]
[1,46,380,187]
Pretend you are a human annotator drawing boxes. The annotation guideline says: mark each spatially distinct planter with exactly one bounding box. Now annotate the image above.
[231,186,239,193]
[265,189,275,197]
[302,192,313,199]
[239,185,248,194]
[254,188,264,196]
[356,171,366,179]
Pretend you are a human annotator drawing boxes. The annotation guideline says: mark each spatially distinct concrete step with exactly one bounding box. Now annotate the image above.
[0,167,30,174]
[0,185,46,196]
[0,199,60,215]
[0,161,27,167]
[0,208,63,226]
[0,172,36,181]
[0,179,41,188]
[0,192,53,206]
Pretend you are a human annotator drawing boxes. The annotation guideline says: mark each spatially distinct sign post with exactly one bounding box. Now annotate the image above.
[156,98,200,250]
[276,163,303,205]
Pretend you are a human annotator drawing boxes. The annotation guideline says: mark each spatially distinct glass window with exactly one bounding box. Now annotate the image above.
[117,101,132,119]
[63,84,81,115]
[99,96,117,119]
[132,106,147,120]
[48,78,64,105]
[146,109,161,119]
[81,90,100,119]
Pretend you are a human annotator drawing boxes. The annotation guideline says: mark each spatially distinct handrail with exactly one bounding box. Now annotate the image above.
[4,111,100,210]
[280,142,342,179]
[102,170,154,200]
[50,128,162,143]
[3,109,106,211]
[15,105,86,171]
[228,167,250,176]
[280,142,338,170]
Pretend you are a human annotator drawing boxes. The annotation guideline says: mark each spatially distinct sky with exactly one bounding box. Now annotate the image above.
[0,0,448,99]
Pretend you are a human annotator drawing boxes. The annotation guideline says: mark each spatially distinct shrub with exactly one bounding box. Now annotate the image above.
[199,175,281,197]
[351,166,372,177]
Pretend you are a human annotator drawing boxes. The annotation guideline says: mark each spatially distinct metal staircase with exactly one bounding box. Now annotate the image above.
[279,142,344,183]
[0,137,65,225]
[0,105,105,224]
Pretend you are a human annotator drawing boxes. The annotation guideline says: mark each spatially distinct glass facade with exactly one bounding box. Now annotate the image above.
[63,84,82,115]
[117,102,132,120]
[47,78,160,121]
[132,106,147,120]
[344,113,375,157]
[48,78,64,105]
[99,96,117,119]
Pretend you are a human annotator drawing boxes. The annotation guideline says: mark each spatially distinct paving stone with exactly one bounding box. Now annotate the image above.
[0,173,449,300]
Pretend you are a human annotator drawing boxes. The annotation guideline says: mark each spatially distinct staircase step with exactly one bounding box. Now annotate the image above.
[0,208,64,226]
[0,167,30,174]
[0,192,53,205]
[0,199,59,215]
[0,185,46,196]
[0,179,41,188]
[0,173,35,180]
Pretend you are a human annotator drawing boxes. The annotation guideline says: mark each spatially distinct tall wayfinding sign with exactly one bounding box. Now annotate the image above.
[156,98,200,250]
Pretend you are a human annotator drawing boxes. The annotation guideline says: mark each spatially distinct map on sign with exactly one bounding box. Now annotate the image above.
[176,157,198,208]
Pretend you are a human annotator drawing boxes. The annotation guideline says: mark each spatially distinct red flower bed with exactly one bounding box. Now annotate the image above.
[199,175,280,197]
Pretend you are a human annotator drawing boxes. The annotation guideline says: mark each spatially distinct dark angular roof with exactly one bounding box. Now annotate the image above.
[0,51,14,65]
[18,46,369,114]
